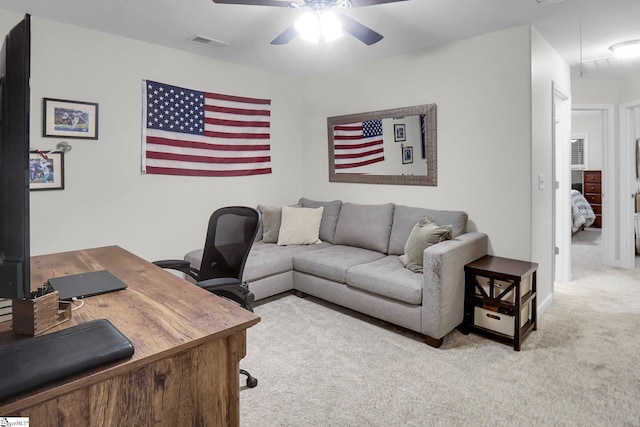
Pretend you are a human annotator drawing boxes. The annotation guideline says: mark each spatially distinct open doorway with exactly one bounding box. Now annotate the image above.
[570,104,616,275]
[570,108,604,273]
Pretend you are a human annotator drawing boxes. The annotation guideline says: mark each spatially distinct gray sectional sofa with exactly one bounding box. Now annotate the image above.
[185,198,488,347]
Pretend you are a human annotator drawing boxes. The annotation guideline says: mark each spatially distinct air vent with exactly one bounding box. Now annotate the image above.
[187,35,230,49]
[534,0,566,6]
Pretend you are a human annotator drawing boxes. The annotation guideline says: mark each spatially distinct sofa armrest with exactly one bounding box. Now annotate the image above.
[421,232,488,339]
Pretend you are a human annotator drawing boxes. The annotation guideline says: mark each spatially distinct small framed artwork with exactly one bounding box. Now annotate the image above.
[43,98,99,139]
[394,124,406,142]
[402,146,413,164]
[636,138,639,179]
[29,152,65,191]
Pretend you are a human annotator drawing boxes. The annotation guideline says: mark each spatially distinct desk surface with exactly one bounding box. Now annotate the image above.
[0,245,260,414]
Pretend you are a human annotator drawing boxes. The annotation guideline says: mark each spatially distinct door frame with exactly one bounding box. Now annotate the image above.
[619,99,640,269]
[553,83,571,283]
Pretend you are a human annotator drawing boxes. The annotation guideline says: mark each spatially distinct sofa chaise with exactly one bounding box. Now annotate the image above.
[185,198,488,347]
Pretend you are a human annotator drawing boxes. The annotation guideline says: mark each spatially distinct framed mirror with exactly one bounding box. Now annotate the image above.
[327,104,437,186]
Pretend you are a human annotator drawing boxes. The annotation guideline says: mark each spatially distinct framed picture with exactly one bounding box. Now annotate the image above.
[29,152,65,191]
[394,124,406,142]
[402,146,413,164]
[42,98,99,139]
[636,138,639,179]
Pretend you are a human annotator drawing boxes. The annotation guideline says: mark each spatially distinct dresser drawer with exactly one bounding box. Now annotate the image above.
[584,183,601,193]
[593,216,602,228]
[584,172,601,183]
[591,204,602,215]
[586,194,602,204]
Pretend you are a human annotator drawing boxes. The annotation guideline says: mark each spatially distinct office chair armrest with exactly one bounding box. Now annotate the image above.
[197,277,242,289]
[198,278,254,312]
[152,259,199,281]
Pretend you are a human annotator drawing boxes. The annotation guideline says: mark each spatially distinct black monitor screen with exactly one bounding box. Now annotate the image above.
[0,15,31,299]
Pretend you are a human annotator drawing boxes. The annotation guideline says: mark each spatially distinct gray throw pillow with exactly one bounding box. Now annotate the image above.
[388,205,468,255]
[399,216,453,273]
[257,205,282,243]
[298,198,342,243]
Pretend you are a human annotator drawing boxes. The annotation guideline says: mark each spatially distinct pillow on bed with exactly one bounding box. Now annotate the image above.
[399,216,452,273]
[277,206,324,246]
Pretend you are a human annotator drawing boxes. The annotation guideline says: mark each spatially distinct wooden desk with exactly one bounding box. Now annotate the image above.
[0,245,260,426]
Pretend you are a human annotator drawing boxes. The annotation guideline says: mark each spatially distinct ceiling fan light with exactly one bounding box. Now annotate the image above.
[294,11,343,43]
[295,12,320,42]
[609,39,640,58]
[320,11,343,42]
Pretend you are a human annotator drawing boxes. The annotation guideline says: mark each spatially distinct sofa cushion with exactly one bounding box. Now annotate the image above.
[244,241,331,282]
[346,256,423,305]
[257,205,282,243]
[293,245,385,284]
[298,198,342,243]
[399,216,452,273]
[333,203,395,253]
[277,206,324,245]
[388,205,468,255]
[184,248,204,271]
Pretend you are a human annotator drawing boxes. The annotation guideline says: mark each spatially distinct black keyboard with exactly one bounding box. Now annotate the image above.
[0,319,134,401]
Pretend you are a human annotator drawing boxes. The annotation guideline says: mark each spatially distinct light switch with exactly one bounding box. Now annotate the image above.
[538,174,545,190]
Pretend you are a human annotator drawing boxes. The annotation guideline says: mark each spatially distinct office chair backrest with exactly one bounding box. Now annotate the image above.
[198,206,261,282]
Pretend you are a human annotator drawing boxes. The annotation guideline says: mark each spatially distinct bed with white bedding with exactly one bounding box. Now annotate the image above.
[571,189,596,233]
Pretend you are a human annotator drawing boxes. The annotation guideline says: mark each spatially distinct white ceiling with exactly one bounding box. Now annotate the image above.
[1,0,639,78]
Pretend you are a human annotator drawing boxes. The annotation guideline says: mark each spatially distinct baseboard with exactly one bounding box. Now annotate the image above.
[537,292,554,316]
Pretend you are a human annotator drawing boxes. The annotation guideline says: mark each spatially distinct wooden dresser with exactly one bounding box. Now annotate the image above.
[583,170,602,228]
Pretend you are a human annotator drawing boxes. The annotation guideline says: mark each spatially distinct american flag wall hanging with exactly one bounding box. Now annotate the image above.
[142,80,272,177]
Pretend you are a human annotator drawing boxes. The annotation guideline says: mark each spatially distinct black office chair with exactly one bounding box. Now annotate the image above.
[154,206,261,388]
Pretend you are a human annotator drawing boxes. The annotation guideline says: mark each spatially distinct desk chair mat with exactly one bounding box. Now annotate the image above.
[0,319,135,401]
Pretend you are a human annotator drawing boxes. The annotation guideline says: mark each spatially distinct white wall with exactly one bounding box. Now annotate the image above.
[530,27,571,309]
[618,74,640,104]
[301,26,534,256]
[1,12,305,261]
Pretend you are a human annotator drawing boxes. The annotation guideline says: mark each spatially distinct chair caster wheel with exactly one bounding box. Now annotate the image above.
[240,369,257,388]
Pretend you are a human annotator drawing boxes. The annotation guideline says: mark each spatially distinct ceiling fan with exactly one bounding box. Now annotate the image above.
[211,0,409,45]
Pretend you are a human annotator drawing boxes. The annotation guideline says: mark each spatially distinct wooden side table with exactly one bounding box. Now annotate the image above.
[462,255,538,351]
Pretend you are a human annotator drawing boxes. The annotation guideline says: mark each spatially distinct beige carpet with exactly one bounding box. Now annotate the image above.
[240,232,640,426]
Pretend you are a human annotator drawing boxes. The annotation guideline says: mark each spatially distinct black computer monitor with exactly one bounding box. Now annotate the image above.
[0,15,32,300]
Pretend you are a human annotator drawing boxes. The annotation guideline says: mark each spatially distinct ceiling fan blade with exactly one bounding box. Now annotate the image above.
[347,0,409,7]
[212,0,296,7]
[336,13,383,45]
[271,25,298,45]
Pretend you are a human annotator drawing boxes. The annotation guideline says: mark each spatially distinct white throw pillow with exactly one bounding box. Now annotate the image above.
[277,206,324,245]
